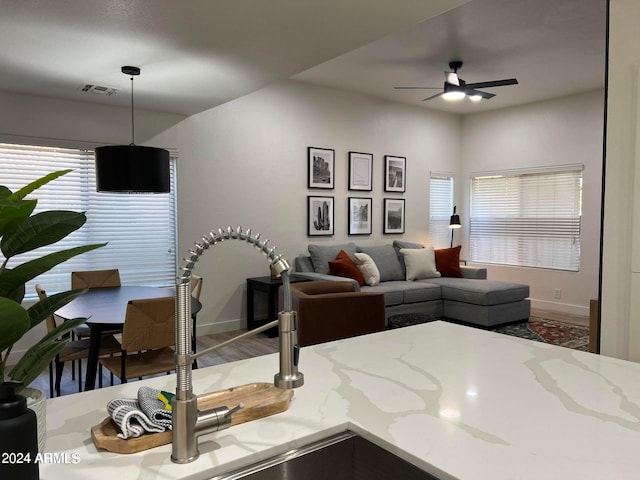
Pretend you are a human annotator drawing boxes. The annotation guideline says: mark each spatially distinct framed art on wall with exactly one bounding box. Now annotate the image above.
[383,198,405,234]
[348,151,373,191]
[384,155,406,192]
[348,197,372,235]
[308,195,334,236]
[308,147,335,189]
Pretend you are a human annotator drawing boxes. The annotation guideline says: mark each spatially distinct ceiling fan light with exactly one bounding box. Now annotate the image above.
[469,94,483,102]
[442,90,466,101]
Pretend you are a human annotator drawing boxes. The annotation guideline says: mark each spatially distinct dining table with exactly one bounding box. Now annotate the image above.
[54,285,202,391]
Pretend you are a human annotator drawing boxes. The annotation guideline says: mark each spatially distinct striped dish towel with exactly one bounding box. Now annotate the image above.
[107,387,173,439]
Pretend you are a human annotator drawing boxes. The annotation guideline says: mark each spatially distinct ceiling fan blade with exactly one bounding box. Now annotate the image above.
[394,86,442,90]
[466,89,496,99]
[421,91,444,102]
[465,78,518,89]
[445,71,459,86]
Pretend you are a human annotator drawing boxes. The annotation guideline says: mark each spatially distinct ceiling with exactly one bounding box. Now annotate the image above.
[0,0,606,118]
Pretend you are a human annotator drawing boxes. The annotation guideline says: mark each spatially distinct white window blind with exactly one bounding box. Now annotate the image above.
[0,143,178,297]
[429,173,454,249]
[469,167,582,271]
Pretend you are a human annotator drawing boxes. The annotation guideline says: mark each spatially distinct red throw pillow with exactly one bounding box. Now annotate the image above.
[328,250,365,286]
[434,245,463,278]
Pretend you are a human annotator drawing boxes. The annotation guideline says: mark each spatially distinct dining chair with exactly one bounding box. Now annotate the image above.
[98,297,176,383]
[71,269,122,340]
[71,269,122,289]
[35,285,121,397]
[190,275,203,369]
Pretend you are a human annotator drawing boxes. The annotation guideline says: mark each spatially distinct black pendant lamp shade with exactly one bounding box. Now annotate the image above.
[95,145,169,193]
[95,66,170,193]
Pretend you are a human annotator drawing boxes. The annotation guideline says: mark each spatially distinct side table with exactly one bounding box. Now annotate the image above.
[246,275,309,336]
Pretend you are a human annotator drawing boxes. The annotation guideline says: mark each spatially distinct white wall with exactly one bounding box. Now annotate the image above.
[0,89,184,147]
[460,90,605,317]
[151,80,461,333]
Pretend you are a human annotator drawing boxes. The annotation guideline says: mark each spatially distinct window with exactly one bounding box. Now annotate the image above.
[429,173,454,248]
[0,143,177,297]
[469,166,582,271]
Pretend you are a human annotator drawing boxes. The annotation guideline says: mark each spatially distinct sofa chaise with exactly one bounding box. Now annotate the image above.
[293,240,530,328]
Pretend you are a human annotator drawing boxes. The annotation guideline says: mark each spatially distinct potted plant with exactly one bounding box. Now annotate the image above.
[0,169,105,449]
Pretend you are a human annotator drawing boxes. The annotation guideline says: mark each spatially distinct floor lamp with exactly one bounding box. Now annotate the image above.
[449,206,461,247]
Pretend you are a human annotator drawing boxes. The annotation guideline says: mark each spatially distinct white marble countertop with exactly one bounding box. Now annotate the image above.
[40,321,640,479]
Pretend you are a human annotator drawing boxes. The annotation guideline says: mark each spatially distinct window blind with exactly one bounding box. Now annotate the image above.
[429,173,454,248]
[0,143,178,297]
[469,167,582,271]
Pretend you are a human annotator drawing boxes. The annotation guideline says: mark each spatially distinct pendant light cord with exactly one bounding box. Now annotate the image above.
[130,74,135,146]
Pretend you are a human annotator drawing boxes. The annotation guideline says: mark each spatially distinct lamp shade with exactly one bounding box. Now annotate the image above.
[95,145,170,193]
[449,205,462,229]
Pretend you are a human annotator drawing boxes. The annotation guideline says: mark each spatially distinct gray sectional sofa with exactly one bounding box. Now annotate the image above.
[293,240,530,328]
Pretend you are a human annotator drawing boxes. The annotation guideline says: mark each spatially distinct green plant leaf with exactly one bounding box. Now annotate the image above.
[0,198,37,239]
[8,169,72,201]
[27,288,88,330]
[0,186,12,199]
[9,317,88,387]
[9,341,65,387]
[0,243,106,299]
[0,297,30,353]
[1,210,88,258]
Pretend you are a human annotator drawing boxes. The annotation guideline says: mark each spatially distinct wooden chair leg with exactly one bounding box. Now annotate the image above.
[77,360,83,393]
[54,358,64,397]
[48,363,54,398]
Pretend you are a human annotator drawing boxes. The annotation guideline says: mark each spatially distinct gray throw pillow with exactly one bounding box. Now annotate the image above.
[393,240,425,279]
[357,244,404,282]
[308,243,357,274]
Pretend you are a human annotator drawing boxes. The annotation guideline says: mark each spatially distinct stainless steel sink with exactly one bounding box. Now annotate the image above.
[210,431,443,480]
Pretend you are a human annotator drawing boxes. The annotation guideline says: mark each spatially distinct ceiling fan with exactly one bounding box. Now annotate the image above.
[395,60,518,102]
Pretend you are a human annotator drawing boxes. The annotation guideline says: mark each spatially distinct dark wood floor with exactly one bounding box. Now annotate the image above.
[33,330,279,398]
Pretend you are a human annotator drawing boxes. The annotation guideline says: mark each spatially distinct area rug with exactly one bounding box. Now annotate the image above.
[492,317,590,351]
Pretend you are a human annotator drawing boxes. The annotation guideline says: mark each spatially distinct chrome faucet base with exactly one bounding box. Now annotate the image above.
[274,372,305,390]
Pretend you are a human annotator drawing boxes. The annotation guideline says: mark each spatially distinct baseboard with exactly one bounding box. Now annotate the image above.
[195,318,243,336]
[530,299,590,320]
[530,307,589,327]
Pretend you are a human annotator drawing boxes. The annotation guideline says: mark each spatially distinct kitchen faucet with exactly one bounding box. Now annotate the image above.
[171,226,304,464]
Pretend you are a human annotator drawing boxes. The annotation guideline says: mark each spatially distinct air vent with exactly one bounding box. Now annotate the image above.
[80,84,118,96]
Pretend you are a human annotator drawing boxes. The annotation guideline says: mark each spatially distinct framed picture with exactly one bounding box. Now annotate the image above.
[384,155,406,192]
[383,198,405,234]
[348,151,373,191]
[308,147,335,189]
[307,195,334,236]
[348,197,372,235]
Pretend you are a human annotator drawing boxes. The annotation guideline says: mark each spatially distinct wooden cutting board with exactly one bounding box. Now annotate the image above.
[91,383,293,454]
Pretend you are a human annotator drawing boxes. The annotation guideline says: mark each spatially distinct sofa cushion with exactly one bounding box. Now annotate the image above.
[360,281,405,306]
[424,277,529,306]
[357,244,404,282]
[434,246,463,278]
[400,247,441,281]
[393,240,424,278]
[294,256,315,272]
[401,281,441,304]
[329,250,365,286]
[308,242,357,274]
[354,252,380,286]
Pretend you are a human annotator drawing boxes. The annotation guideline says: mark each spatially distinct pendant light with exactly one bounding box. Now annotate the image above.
[95,66,170,193]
